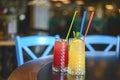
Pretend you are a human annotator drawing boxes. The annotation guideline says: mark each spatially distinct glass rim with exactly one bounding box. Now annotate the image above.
[69,37,84,41]
[55,38,68,41]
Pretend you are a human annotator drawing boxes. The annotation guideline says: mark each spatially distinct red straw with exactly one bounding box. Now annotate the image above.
[84,12,94,40]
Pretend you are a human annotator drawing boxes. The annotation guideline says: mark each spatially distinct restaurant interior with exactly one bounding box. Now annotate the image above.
[0,0,120,80]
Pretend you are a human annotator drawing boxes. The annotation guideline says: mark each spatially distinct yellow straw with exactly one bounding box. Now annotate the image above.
[66,11,77,40]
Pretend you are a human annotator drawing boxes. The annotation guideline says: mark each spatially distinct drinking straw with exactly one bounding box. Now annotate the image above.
[66,11,77,40]
[84,12,94,40]
[80,11,87,34]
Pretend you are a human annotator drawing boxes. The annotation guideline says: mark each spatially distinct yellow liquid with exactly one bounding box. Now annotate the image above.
[68,39,85,75]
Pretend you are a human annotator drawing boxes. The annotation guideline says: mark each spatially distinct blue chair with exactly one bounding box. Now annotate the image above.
[85,35,120,53]
[15,35,60,67]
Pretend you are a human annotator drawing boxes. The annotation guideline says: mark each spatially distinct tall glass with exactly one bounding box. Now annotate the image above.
[52,39,68,72]
[68,38,85,76]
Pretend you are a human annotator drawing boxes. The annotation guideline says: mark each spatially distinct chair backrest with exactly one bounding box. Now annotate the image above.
[15,35,60,67]
[85,35,119,53]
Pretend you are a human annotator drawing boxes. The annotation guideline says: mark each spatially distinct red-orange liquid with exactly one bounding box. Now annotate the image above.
[53,39,68,68]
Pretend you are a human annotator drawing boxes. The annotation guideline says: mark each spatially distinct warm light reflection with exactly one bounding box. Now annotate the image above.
[105,4,114,10]
[51,0,59,1]
[28,0,50,7]
[118,9,120,13]
[52,0,70,4]
[87,6,95,11]
[54,2,62,7]
[62,0,70,4]
[75,0,84,5]
[28,0,37,5]
[61,0,69,1]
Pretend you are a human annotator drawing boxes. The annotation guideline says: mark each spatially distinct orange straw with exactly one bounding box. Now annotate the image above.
[84,12,94,40]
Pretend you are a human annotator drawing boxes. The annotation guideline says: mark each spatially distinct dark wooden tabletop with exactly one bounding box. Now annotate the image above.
[8,55,53,80]
[37,52,120,80]
[8,52,120,80]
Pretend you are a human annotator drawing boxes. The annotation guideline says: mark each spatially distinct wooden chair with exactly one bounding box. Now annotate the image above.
[14,35,60,67]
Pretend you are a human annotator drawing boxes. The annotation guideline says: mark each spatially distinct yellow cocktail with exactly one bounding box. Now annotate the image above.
[68,38,85,76]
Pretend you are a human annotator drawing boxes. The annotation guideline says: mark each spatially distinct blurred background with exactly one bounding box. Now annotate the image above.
[0,0,120,79]
[0,0,120,40]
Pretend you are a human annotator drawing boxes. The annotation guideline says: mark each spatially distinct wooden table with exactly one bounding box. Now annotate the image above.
[8,55,53,80]
[8,52,119,80]
[0,40,15,46]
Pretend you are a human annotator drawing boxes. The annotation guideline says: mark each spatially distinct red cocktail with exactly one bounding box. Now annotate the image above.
[52,39,68,72]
